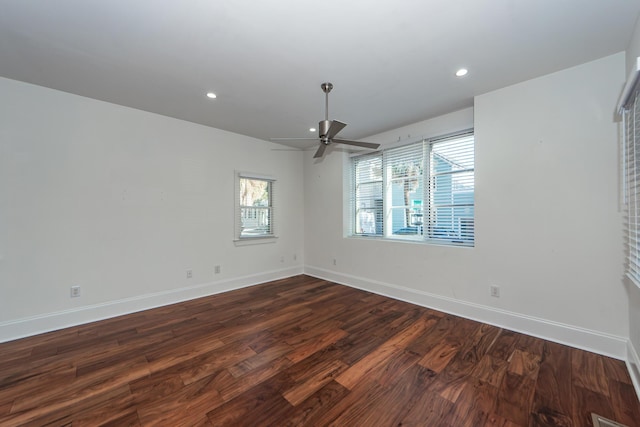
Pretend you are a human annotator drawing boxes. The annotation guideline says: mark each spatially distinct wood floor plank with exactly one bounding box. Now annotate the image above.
[0,400,12,417]
[508,348,541,377]
[571,347,610,396]
[314,378,388,426]
[326,326,396,367]
[135,374,224,426]
[530,341,574,424]
[213,305,314,344]
[129,369,186,406]
[0,274,636,426]
[602,355,634,385]
[98,410,142,427]
[282,359,348,406]
[0,361,76,405]
[429,322,501,403]
[354,363,437,427]
[285,328,348,364]
[206,381,293,426]
[608,379,640,426]
[405,314,467,357]
[335,343,404,390]
[494,371,537,426]
[471,354,508,387]
[419,341,460,373]
[65,386,138,427]
[483,412,522,426]
[0,328,79,358]
[11,356,150,414]
[368,348,422,388]
[280,380,350,427]
[395,387,454,427]
[336,317,432,389]
[336,299,393,332]
[487,329,518,361]
[443,378,498,427]
[226,342,293,378]
[145,336,226,375]
[571,385,617,427]
[282,315,345,342]
[218,356,293,402]
[514,333,546,357]
[80,333,175,372]
[178,342,257,386]
[1,384,133,427]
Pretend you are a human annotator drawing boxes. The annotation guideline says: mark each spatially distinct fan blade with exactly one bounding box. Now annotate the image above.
[326,120,347,139]
[270,137,318,141]
[313,144,327,158]
[332,139,380,149]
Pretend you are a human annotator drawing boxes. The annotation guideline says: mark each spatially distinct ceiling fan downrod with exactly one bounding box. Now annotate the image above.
[319,82,333,140]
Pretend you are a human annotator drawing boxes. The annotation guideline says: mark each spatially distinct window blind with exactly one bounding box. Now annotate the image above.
[353,154,383,235]
[429,133,475,244]
[387,143,425,239]
[623,82,640,287]
[351,130,474,246]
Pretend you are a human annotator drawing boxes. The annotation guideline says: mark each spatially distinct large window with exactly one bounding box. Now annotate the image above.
[236,173,275,240]
[351,130,474,246]
[621,64,640,287]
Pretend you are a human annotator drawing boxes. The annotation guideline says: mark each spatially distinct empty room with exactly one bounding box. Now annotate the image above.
[2,1,640,426]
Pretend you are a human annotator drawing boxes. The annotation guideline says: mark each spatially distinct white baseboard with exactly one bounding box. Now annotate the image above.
[627,340,640,402]
[0,266,303,343]
[1,264,630,363]
[304,266,628,360]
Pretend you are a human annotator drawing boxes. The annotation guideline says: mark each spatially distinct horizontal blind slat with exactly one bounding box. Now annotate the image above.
[351,132,474,245]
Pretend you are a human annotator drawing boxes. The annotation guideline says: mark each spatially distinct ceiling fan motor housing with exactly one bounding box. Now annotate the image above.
[319,119,331,142]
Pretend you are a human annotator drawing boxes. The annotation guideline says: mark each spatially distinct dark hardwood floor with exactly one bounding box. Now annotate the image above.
[0,275,638,426]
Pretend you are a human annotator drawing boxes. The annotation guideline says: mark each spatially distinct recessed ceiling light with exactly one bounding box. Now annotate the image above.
[309,127,316,132]
[455,68,468,77]
[206,92,217,99]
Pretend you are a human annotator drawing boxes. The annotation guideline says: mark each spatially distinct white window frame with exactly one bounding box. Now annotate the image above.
[234,171,277,245]
[619,57,640,289]
[350,130,474,247]
[352,154,384,236]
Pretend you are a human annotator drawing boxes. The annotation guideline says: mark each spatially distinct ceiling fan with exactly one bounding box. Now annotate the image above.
[271,83,380,158]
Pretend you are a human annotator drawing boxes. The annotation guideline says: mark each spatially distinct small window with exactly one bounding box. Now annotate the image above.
[235,172,275,241]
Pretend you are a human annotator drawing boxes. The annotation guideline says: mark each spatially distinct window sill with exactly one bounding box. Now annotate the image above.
[234,236,278,246]
[347,234,473,248]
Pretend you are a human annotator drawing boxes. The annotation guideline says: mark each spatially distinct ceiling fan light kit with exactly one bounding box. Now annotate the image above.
[271,82,381,158]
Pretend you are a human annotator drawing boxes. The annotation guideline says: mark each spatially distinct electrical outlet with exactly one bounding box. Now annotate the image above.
[490,285,500,298]
[333,258,337,266]
[293,254,297,261]
[186,269,193,279]
[70,286,81,298]
[214,265,221,274]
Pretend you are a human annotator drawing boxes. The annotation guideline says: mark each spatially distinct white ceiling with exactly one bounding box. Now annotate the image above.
[1,0,639,147]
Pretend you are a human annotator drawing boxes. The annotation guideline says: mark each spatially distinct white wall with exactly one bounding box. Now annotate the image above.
[305,52,629,358]
[626,14,640,78]
[0,77,304,341]
[0,51,632,364]
[625,13,640,393]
